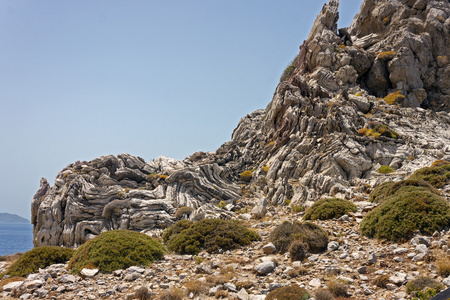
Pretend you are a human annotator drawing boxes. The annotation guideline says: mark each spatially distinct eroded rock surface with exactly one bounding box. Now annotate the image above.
[32,0,450,247]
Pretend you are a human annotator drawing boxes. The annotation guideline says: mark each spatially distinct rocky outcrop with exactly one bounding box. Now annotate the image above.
[33,0,450,247]
[32,154,241,247]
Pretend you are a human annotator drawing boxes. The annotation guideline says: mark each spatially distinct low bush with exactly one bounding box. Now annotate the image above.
[266,284,309,300]
[240,170,253,182]
[378,165,395,173]
[406,276,444,295]
[327,280,348,297]
[134,286,152,300]
[384,90,405,105]
[183,280,207,295]
[68,230,165,274]
[315,288,334,300]
[358,124,399,139]
[269,221,328,254]
[174,206,194,219]
[163,219,260,255]
[304,198,356,220]
[384,179,439,197]
[373,274,390,288]
[360,188,450,241]
[288,240,308,262]
[408,164,450,188]
[3,246,74,278]
[377,50,397,61]
[369,181,394,203]
[430,160,450,167]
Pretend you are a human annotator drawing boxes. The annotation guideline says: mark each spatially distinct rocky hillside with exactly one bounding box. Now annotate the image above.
[32,0,450,248]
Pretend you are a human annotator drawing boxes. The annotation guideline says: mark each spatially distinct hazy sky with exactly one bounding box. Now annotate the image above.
[0,0,363,220]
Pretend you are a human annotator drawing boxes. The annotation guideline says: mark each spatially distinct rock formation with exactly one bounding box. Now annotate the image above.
[32,0,450,247]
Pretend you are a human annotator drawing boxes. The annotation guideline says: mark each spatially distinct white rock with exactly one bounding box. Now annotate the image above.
[393,247,409,255]
[2,281,24,291]
[262,242,276,255]
[416,244,428,254]
[443,276,450,286]
[254,261,276,275]
[309,278,321,288]
[237,288,249,300]
[81,268,99,278]
[327,241,339,251]
[58,274,77,283]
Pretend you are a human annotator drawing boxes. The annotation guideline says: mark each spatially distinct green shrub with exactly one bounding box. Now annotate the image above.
[406,276,444,295]
[163,219,260,255]
[385,179,439,197]
[68,230,165,274]
[304,198,356,220]
[3,246,74,277]
[378,165,395,173]
[288,240,308,262]
[174,206,194,219]
[266,284,309,300]
[269,221,328,254]
[240,170,253,182]
[408,164,450,188]
[358,124,400,139]
[360,188,450,241]
[384,90,405,105]
[369,181,394,203]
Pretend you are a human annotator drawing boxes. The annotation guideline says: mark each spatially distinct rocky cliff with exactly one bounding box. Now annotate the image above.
[32,0,450,247]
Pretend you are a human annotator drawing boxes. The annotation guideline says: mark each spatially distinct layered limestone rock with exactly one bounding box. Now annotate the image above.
[32,154,240,247]
[33,0,450,247]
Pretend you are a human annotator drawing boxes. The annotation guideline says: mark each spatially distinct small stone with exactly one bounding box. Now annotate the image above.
[127,266,145,274]
[224,283,237,292]
[386,283,397,291]
[328,241,339,251]
[58,274,77,283]
[412,252,427,262]
[357,266,367,274]
[34,288,49,298]
[254,261,276,275]
[367,253,377,264]
[237,288,249,300]
[209,285,223,296]
[407,252,416,258]
[364,288,374,295]
[443,276,450,286]
[56,286,66,293]
[326,265,341,275]
[160,283,170,289]
[124,272,140,281]
[339,252,348,259]
[3,281,24,291]
[262,243,276,255]
[395,291,407,299]
[337,276,354,283]
[416,244,428,254]
[269,282,282,291]
[352,252,360,260]
[394,256,404,263]
[393,247,409,255]
[308,254,319,262]
[338,214,350,221]
[20,294,32,300]
[81,268,99,278]
[292,261,302,268]
[309,278,321,288]
[390,272,407,285]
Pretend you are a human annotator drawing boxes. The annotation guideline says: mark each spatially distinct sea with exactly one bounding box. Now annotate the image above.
[0,223,33,256]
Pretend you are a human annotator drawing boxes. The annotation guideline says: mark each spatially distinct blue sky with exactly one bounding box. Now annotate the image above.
[0,0,363,220]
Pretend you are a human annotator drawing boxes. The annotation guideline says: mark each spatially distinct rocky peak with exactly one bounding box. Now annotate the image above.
[32,0,450,248]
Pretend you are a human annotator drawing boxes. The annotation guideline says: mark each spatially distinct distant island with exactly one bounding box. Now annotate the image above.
[0,213,29,223]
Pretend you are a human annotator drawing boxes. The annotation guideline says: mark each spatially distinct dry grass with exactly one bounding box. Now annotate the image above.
[327,279,348,297]
[184,280,207,295]
[134,286,152,300]
[437,256,450,277]
[373,274,390,288]
[158,287,184,300]
[315,288,334,300]
[215,290,229,298]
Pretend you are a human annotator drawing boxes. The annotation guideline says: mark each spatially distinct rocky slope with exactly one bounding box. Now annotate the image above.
[32,0,450,252]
